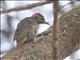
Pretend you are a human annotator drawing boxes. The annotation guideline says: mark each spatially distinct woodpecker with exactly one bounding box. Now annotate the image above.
[13,13,49,46]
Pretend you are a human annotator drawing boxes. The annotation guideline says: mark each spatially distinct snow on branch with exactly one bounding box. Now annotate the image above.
[0,1,52,14]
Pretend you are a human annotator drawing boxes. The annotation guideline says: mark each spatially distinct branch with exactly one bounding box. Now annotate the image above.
[2,6,80,60]
[0,1,51,14]
[55,6,80,60]
[53,1,59,60]
[2,26,53,60]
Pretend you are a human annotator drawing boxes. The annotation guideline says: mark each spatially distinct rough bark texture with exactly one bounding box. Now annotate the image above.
[2,6,80,60]
[2,28,53,60]
[56,6,80,60]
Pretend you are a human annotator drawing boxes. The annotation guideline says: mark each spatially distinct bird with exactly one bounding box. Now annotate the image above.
[13,13,49,46]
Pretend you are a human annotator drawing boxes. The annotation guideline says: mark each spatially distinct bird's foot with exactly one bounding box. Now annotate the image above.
[33,36,44,43]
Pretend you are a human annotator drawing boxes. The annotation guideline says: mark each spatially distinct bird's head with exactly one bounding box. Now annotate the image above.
[32,13,50,25]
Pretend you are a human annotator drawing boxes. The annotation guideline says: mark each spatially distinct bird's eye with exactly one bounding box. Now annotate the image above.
[40,17,44,20]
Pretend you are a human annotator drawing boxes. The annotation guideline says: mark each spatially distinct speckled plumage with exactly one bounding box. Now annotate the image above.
[14,17,39,42]
[13,13,49,45]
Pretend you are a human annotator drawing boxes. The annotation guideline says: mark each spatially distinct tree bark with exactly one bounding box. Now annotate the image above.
[55,6,80,60]
[2,6,80,60]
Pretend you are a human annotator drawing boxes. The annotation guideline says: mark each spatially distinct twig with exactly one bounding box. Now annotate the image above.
[0,1,51,14]
[53,1,59,60]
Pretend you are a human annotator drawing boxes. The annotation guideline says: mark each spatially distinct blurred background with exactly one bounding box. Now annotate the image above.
[0,1,80,60]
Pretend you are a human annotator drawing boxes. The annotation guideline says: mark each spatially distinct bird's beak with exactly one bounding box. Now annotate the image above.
[45,22,50,25]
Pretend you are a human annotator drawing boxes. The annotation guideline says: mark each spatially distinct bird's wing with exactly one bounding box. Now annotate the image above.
[13,18,32,42]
